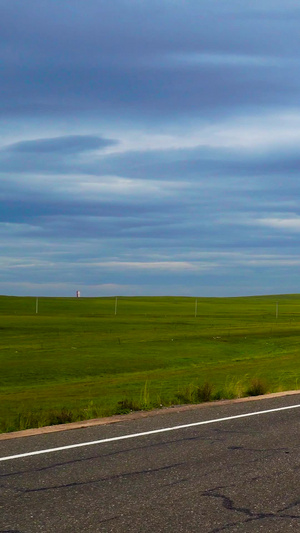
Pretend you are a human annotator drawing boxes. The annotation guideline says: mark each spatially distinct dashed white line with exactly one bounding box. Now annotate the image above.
[1,403,300,463]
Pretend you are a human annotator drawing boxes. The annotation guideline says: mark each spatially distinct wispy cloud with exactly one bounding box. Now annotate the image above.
[256,217,300,231]
[2,135,118,154]
[87,261,207,272]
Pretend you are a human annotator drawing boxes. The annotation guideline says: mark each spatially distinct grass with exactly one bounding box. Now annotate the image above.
[1,294,300,432]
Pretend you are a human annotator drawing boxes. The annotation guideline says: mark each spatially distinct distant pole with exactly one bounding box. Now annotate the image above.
[36,297,38,314]
[276,301,278,319]
[195,298,198,318]
[115,296,118,316]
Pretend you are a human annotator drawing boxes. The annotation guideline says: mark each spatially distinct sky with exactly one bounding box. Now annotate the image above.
[1,0,300,297]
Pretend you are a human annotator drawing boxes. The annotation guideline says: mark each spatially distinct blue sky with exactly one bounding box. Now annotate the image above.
[1,0,300,297]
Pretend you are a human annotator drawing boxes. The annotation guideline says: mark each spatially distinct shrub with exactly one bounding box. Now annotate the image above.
[246,378,268,396]
[195,381,214,402]
[175,381,214,404]
[175,383,195,404]
[48,408,74,425]
[114,398,140,414]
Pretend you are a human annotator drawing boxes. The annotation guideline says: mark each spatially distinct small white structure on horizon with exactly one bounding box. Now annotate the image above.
[76,290,81,298]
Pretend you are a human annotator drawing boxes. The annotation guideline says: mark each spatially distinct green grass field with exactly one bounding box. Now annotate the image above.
[1,294,300,433]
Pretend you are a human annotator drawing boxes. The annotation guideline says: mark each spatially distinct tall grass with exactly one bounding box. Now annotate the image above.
[246,378,268,396]
[0,376,274,433]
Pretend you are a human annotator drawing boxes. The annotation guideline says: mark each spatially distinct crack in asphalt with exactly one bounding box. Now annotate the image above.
[95,515,122,525]
[162,477,188,488]
[278,499,300,513]
[227,445,290,453]
[204,489,300,532]
[9,462,185,494]
[210,513,300,532]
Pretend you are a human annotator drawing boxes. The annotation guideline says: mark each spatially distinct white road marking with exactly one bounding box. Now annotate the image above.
[1,403,300,463]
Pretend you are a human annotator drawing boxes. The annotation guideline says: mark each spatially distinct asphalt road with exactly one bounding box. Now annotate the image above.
[1,393,300,532]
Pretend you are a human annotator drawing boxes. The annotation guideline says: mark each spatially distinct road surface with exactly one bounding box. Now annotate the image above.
[1,393,300,532]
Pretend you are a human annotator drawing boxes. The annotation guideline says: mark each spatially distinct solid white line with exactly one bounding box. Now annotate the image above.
[1,403,300,463]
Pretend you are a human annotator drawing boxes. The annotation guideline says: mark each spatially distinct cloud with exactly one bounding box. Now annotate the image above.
[2,1,300,124]
[256,217,300,231]
[163,52,288,68]
[2,135,118,154]
[87,261,204,272]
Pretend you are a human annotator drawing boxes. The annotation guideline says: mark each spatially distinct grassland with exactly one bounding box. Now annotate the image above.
[1,294,300,433]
